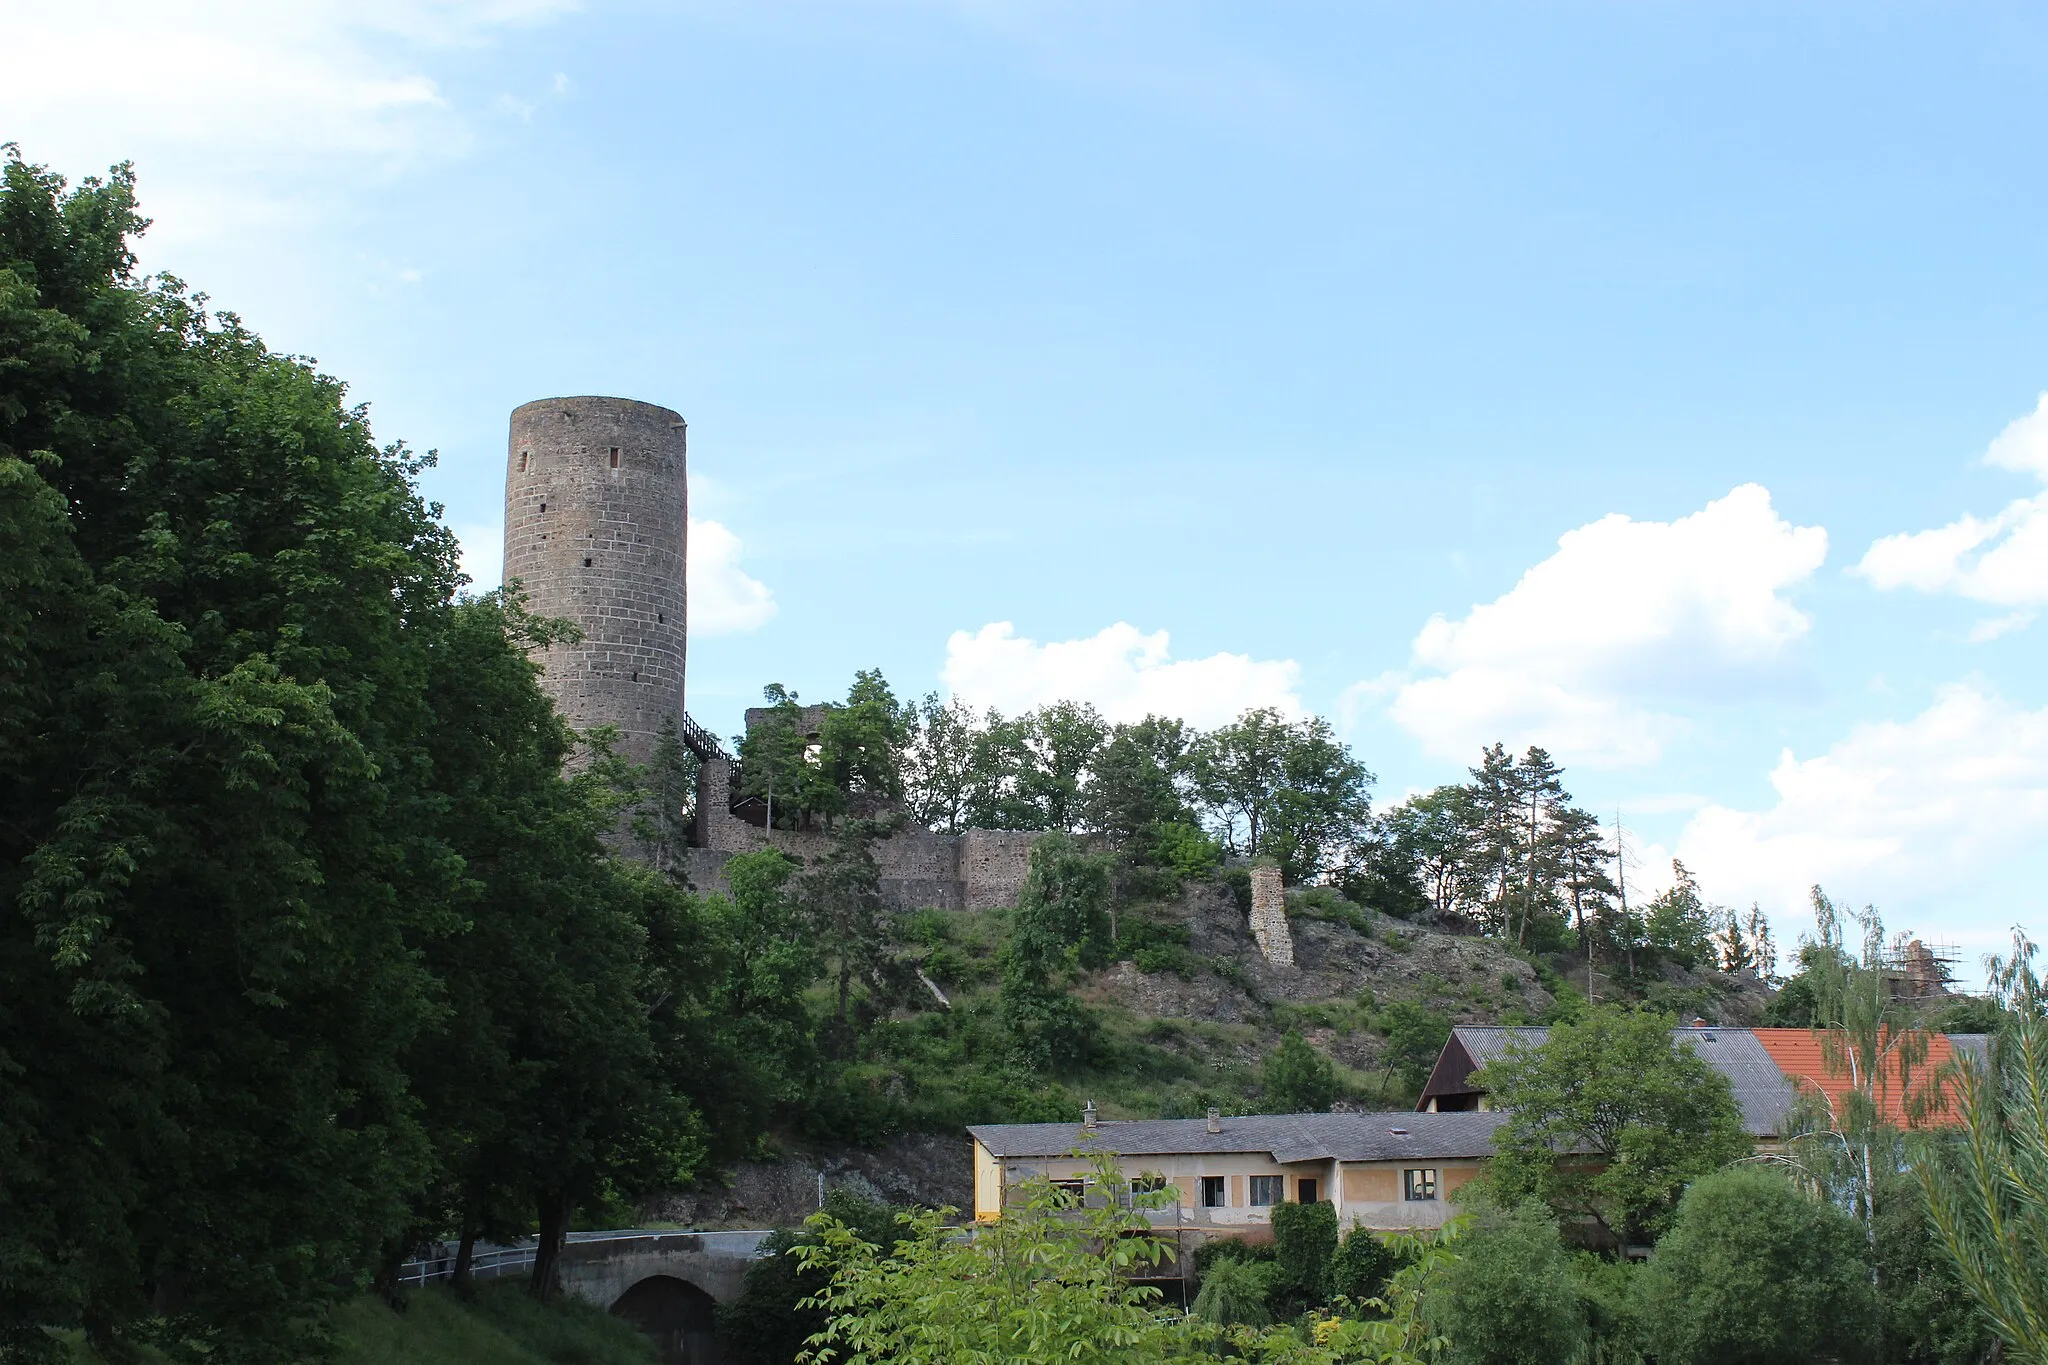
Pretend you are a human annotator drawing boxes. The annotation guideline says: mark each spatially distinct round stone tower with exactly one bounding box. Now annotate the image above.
[504,396,687,769]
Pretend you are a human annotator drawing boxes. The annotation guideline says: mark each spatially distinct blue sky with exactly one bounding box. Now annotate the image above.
[14,1,2048,975]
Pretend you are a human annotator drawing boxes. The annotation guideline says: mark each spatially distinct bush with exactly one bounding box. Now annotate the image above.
[1152,820,1224,879]
[1423,1202,1589,1365]
[1116,916,1195,979]
[1262,1031,1337,1113]
[1269,1200,1339,1317]
[1634,1167,1875,1365]
[1330,1226,1398,1305]
[1192,1256,1274,1327]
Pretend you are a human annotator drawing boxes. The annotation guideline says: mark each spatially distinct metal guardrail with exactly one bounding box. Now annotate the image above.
[397,1242,535,1288]
[396,1228,774,1288]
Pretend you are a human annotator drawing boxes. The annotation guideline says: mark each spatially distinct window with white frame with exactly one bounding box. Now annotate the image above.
[1402,1168,1438,1201]
[1249,1175,1284,1207]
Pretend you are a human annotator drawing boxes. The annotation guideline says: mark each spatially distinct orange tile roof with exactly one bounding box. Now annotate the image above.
[1749,1028,1966,1129]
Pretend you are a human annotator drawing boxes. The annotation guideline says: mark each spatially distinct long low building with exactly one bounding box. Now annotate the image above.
[968,1023,1990,1236]
[968,1109,1507,1232]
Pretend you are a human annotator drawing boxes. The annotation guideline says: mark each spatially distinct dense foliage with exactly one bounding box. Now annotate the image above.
[1421,1203,1587,1365]
[0,152,771,1360]
[1634,1167,1876,1365]
[1475,1005,1750,1243]
[1920,931,2048,1365]
[794,1155,1449,1365]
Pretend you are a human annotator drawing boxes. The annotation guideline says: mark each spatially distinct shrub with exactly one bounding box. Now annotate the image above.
[1423,1202,1589,1365]
[1192,1256,1274,1327]
[1329,1225,1398,1305]
[1269,1200,1339,1317]
[1634,1167,1876,1365]
[1262,1031,1337,1113]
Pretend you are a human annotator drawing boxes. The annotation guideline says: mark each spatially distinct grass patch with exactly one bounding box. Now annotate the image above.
[55,1284,652,1365]
[333,1282,655,1365]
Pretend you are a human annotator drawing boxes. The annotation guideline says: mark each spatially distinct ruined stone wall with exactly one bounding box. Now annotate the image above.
[743,702,831,736]
[959,830,1039,910]
[1248,864,1296,967]
[504,396,687,771]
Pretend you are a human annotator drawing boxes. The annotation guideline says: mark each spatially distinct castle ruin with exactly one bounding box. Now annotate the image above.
[502,395,1037,910]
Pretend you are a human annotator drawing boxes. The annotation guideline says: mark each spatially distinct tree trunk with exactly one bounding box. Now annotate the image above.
[531,1189,569,1301]
[452,1206,479,1294]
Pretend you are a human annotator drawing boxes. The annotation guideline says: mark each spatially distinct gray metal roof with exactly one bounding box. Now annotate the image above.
[968,1110,1511,1164]
[1946,1033,1992,1068]
[1445,1025,1797,1137]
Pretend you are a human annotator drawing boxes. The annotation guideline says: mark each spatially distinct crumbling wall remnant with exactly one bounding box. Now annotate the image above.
[1248,864,1296,967]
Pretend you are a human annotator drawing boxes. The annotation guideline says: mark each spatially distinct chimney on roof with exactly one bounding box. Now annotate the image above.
[1206,1107,1222,1134]
[1082,1100,1097,1130]
[1690,1017,1709,1028]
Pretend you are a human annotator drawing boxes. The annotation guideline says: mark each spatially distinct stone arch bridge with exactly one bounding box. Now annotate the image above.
[402,1228,772,1365]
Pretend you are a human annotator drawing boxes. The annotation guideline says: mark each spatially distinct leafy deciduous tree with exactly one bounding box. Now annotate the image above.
[1477,1005,1749,1243]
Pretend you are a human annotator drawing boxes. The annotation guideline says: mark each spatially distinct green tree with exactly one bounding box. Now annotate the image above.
[1269,1198,1340,1317]
[1634,1167,1876,1365]
[1507,746,1568,948]
[1641,860,1715,967]
[999,834,1111,1069]
[1423,1202,1589,1365]
[813,669,909,819]
[0,151,454,1357]
[631,715,702,875]
[795,1152,1205,1364]
[1477,1005,1749,1243]
[1870,1175,1994,1365]
[1193,1256,1275,1328]
[1264,1031,1339,1113]
[697,848,819,1133]
[735,684,820,830]
[798,817,902,1046]
[1374,787,1475,922]
[1918,929,2048,1365]
[796,1152,1435,1364]
[1016,701,1109,832]
[1462,744,1525,936]
[1085,715,1196,852]
[1779,890,1946,1244]
[1192,708,1374,884]
[1378,1002,1453,1095]
[903,692,977,833]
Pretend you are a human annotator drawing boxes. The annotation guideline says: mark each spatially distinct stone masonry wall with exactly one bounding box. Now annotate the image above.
[958,830,1038,910]
[688,750,1042,910]
[504,396,688,772]
[1248,864,1296,967]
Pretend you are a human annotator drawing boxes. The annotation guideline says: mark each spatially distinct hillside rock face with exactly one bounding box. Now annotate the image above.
[659,877,1776,1231]
[646,1132,971,1231]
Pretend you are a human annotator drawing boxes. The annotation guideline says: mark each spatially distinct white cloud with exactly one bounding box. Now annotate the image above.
[688,518,777,635]
[451,516,776,635]
[1386,485,1828,768]
[3,0,576,247]
[941,622,1303,727]
[1857,394,2048,613]
[1676,683,2048,960]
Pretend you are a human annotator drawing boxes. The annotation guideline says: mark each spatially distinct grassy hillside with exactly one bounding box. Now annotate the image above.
[808,874,1773,1136]
[56,1286,655,1365]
